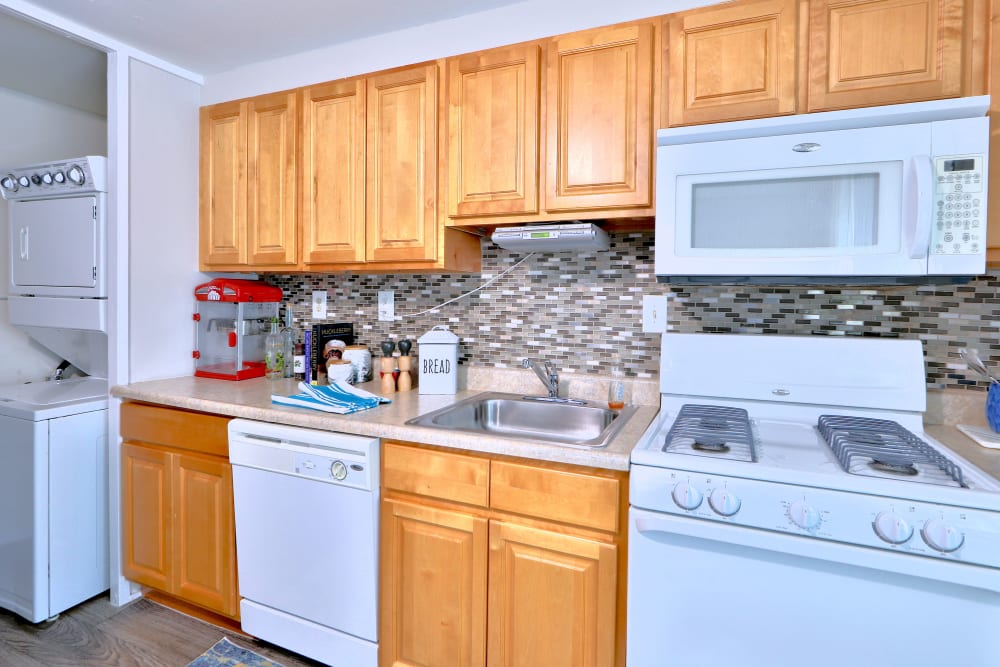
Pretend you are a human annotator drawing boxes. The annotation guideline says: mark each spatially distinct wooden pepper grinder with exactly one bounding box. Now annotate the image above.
[379,340,396,394]
[396,339,412,391]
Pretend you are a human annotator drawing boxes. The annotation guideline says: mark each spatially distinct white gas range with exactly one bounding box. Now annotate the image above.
[627,333,1000,667]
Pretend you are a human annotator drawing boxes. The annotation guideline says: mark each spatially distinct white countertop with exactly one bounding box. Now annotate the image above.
[111,370,659,471]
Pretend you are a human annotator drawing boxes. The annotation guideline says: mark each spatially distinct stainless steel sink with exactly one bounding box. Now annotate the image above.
[405,392,638,448]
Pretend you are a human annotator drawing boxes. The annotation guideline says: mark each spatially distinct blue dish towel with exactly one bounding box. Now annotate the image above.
[272,381,391,414]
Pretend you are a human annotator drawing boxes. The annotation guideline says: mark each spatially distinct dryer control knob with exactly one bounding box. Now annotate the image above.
[921,518,964,553]
[873,512,913,545]
[66,165,85,185]
[671,481,703,511]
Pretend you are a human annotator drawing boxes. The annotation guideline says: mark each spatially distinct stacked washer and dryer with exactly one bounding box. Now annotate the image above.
[0,156,110,622]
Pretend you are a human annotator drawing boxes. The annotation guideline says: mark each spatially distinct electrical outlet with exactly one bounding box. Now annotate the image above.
[312,291,328,319]
[378,290,395,321]
[642,294,667,333]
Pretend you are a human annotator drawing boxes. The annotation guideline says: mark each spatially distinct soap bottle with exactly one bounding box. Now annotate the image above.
[265,317,284,380]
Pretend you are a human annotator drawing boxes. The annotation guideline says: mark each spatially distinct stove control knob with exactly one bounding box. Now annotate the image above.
[671,481,703,511]
[788,500,821,530]
[330,460,348,481]
[873,512,913,545]
[709,487,741,516]
[921,518,964,553]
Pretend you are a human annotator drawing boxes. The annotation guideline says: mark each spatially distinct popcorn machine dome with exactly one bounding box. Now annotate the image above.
[193,279,282,380]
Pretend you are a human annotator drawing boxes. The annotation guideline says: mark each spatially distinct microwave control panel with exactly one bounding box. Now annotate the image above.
[932,154,985,255]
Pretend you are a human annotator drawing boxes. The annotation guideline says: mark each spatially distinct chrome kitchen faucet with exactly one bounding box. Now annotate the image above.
[522,358,560,398]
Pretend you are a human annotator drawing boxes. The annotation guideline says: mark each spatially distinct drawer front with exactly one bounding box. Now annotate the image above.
[490,461,620,532]
[383,442,489,507]
[120,402,231,457]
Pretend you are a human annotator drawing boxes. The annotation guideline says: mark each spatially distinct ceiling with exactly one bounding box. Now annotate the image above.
[14,0,528,75]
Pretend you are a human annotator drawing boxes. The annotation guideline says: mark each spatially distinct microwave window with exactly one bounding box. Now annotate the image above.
[690,174,880,249]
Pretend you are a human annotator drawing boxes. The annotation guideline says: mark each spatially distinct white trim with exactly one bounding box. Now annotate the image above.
[105,51,139,608]
[0,0,203,83]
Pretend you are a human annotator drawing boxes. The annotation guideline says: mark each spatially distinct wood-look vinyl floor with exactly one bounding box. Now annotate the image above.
[0,595,326,666]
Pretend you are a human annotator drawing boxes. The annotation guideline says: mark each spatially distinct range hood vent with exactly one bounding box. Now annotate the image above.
[491,222,610,252]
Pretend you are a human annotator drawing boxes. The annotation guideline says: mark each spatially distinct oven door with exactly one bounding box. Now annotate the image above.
[627,507,1000,666]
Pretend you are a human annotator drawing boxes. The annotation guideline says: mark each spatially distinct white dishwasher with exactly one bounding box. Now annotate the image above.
[229,419,379,667]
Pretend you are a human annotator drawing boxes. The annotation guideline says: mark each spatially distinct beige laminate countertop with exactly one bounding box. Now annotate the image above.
[111,373,658,471]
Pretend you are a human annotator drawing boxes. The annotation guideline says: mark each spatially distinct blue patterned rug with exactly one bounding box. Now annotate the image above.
[187,638,287,667]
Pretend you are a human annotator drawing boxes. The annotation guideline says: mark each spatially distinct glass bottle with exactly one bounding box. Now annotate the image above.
[608,366,627,410]
[265,317,284,379]
[281,308,295,378]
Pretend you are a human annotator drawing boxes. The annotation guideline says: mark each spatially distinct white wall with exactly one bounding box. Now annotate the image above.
[128,59,201,382]
[203,0,716,103]
[0,86,106,384]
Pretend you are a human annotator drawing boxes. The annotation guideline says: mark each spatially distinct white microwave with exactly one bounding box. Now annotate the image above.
[654,97,990,284]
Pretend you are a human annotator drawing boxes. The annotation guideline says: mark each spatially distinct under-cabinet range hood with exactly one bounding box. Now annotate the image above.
[491,222,610,252]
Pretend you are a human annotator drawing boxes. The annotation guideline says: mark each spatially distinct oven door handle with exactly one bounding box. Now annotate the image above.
[631,509,999,594]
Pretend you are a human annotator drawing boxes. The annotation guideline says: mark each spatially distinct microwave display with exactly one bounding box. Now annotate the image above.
[944,158,976,172]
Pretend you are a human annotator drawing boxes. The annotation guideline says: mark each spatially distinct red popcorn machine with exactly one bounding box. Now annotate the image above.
[193,278,282,380]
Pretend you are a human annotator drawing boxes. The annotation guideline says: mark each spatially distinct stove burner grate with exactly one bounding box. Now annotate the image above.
[663,404,756,462]
[818,415,966,488]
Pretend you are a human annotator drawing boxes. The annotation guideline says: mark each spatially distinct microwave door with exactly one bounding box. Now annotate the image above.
[656,123,931,278]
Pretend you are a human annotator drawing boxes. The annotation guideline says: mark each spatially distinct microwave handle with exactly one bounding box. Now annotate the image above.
[905,155,933,259]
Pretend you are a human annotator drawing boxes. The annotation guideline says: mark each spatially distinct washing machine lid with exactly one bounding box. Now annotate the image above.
[0,377,108,421]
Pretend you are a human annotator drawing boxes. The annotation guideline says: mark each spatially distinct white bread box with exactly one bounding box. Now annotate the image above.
[418,326,458,394]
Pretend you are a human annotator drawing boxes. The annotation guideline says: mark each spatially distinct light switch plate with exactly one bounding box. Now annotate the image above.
[378,290,395,322]
[312,291,328,319]
[642,294,667,333]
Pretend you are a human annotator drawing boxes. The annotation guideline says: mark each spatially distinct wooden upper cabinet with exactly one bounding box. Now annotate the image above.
[200,101,247,267]
[808,0,976,111]
[246,92,298,266]
[448,44,541,218]
[366,64,440,264]
[666,0,799,126]
[545,21,655,212]
[302,79,367,265]
[200,91,297,270]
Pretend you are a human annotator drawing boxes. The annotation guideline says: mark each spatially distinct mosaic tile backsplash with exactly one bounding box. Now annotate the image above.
[266,232,1000,392]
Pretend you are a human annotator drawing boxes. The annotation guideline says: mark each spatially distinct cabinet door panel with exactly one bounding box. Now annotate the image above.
[449,45,541,217]
[488,521,617,667]
[380,499,487,667]
[172,452,238,617]
[121,442,172,591]
[200,101,247,266]
[303,79,367,264]
[546,22,654,211]
[367,64,439,263]
[667,0,798,125]
[247,91,297,266]
[808,0,969,111]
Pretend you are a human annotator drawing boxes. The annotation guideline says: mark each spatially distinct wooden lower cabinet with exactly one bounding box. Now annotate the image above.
[120,403,239,620]
[488,521,617,667]
[380,441,627,667]
[380,499,488,667]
